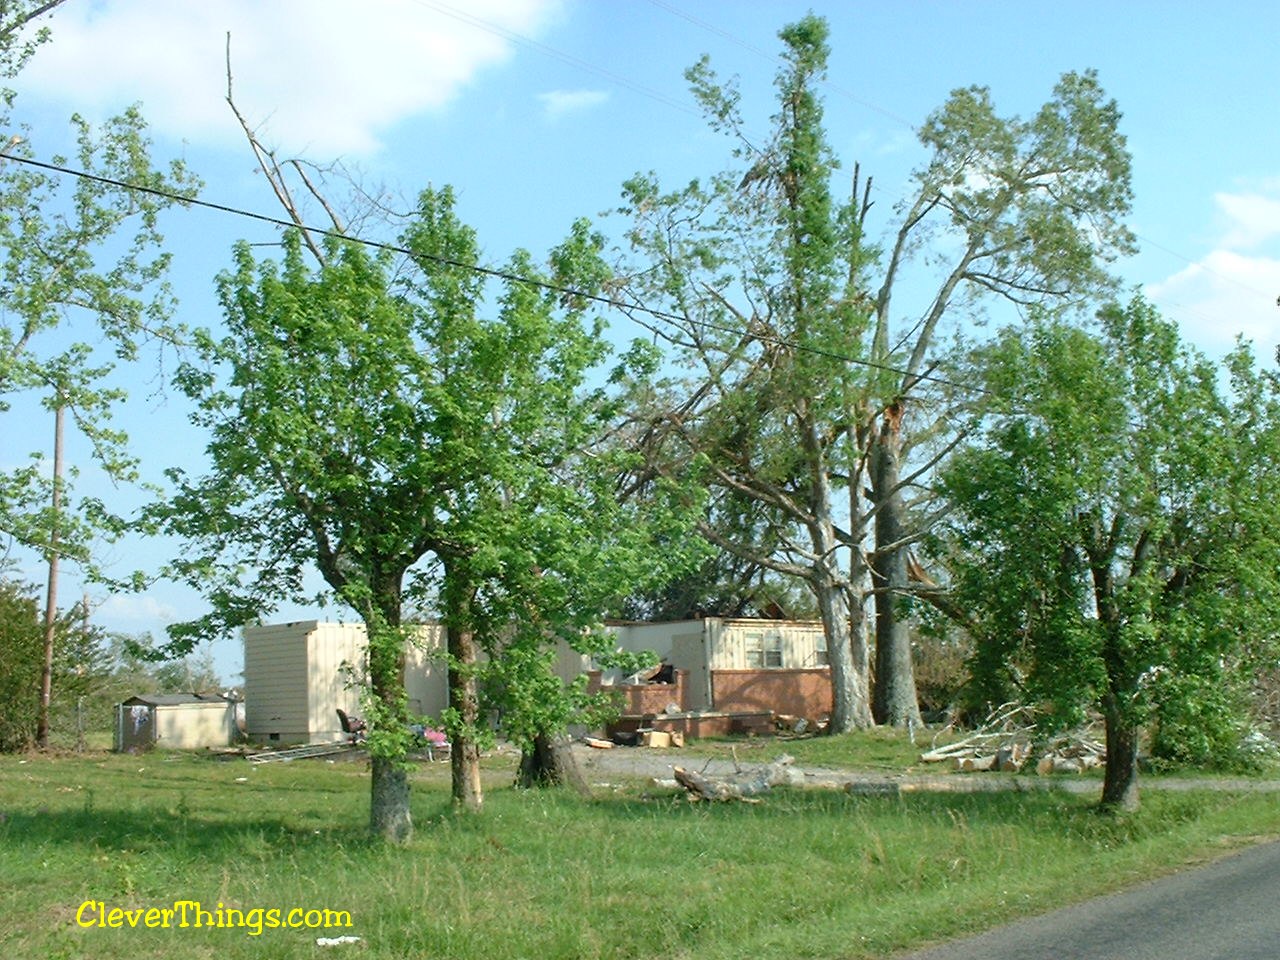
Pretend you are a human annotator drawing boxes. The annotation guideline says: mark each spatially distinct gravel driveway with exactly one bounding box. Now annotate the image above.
[570,742,1280,796]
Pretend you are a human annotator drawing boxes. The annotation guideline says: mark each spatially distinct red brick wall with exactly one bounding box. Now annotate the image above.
[711,668,832,719]
[586,670,687,715]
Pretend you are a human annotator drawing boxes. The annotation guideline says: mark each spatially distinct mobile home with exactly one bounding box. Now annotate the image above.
[242,620,448,745]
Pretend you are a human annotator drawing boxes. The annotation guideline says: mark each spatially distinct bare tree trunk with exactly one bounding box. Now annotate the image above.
[870,407,923,728]
[517,732,592,797]
[447,618,484,812]
[815,575,873,732]
[37,401,64,750]
[1101,698,1140,812]
[805,421,873,733]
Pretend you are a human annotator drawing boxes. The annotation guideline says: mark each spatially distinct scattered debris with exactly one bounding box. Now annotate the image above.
[583,736,615,750]
[247,742,355,764]
[920,702,1105,775]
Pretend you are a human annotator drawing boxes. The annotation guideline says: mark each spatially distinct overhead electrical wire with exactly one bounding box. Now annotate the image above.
[4,152,989,399]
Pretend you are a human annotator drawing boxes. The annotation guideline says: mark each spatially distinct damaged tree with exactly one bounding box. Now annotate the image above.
[673,755,799,802]
[618,16,878,731]
[619,16,1136,731]
[861,68,1135,727]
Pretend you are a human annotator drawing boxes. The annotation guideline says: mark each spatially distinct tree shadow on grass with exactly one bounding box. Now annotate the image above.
[0,805,378,859]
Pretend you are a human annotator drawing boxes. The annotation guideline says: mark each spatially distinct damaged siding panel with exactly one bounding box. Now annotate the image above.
[669,632,710,710]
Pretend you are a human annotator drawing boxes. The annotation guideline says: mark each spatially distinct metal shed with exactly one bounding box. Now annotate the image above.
[114,693,239,752]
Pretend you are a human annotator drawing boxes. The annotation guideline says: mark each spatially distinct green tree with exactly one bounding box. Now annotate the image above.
[863,68,1134,727]
[617,489,817,622]
[0,3,199,563]
[939,297,1280,809]
[0,3,197,750]
[0,577,108,751]
[155,188,692,838]
[618,16,878,731]
[617,16,1134,731]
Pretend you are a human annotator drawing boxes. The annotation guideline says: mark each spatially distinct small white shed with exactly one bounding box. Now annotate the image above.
[242,620,448,745]
[114,693,239,751]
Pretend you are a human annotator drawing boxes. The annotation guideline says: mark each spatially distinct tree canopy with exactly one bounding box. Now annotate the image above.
[939,296,1280,808]
[156,186,697,837]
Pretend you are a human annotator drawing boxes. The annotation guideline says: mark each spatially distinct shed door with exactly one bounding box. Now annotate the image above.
[122,704,155,750]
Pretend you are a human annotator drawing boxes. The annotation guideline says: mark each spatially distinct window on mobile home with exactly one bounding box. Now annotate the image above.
[744,630,783,668]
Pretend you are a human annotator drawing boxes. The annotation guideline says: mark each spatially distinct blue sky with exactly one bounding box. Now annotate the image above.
[6,0,1279,684]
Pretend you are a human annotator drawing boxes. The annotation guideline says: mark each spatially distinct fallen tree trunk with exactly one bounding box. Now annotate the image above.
[672,756,798,802]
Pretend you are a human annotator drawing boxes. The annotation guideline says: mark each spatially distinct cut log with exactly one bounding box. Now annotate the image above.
[672,756,796,802]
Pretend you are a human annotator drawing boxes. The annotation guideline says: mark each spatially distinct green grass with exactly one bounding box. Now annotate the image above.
[2,749,1278,960]
[676,727,951,771]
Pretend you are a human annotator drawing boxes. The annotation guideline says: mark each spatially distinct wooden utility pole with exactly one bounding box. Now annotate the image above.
[36,399,65,749]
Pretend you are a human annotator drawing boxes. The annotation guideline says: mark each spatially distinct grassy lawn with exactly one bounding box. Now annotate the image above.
[674,726,950,772]
[2,746,1278,960]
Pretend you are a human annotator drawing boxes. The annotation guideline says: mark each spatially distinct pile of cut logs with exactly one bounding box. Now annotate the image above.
[919,703,1105,774]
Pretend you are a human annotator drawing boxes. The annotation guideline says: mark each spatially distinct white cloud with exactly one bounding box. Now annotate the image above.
[537,88,609,119]
[97,593,180,625]
[1214,191,1280,250]
[1144,185,1280,355]
[1146,249,1280,354]
[19,0,562,156]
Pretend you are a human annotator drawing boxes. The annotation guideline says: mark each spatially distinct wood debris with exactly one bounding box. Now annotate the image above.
[672,755,800,802]
[920,702,1105,775]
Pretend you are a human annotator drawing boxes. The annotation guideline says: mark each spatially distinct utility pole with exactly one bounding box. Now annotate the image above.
[36,399,65,749]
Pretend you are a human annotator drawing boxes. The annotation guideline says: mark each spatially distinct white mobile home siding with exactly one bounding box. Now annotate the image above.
[244,621,448,745]
[404,625,448,718]
[709,619,827,670]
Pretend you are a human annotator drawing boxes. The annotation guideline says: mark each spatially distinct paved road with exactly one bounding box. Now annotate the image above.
[896,840,1280,960]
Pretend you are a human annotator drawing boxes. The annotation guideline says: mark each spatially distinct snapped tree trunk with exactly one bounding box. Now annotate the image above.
[1101,699,1140,812]
[447,617,484,812]
[517,731,592,797]
[870,408,923,728]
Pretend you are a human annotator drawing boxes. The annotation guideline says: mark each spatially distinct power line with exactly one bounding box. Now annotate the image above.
[4,153,985,398]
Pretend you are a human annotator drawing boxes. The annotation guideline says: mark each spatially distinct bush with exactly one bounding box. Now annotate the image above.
[1148,672,1267,772]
